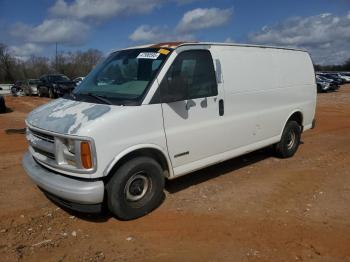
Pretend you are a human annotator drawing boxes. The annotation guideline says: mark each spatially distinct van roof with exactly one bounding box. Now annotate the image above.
[120,41,307,53]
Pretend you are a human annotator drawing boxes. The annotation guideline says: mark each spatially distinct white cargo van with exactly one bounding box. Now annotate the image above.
[23,42,316,220]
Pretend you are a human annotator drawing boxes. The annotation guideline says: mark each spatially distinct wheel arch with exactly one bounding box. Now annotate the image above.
[103,144,173,179]
[281,110,304,136]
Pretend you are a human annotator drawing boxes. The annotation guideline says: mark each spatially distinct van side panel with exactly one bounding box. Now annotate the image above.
[274,50,316,130]
[171,45,316,178]
[218,46,316,150]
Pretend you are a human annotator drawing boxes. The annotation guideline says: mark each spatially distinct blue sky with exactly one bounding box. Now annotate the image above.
[0,0,349,64]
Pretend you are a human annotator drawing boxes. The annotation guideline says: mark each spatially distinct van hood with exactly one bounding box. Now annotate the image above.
[27,98,113,135]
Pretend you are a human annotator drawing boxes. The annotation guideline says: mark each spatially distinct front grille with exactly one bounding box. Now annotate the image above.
[32,146,55,160]
[27,128,56,163]
[29,128,54,143]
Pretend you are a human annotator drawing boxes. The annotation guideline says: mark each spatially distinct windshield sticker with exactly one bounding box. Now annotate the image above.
[137,52,160,59]
[158,48,170,55]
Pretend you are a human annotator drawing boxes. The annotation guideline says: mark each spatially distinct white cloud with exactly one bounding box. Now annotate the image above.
[50,0,163,20]
[130,7,233,43]
[176,7,233,33]
[11,19,90,46]
[9,43,43,59]
[224,37,235,43]
[129,24,195,43]
[249,12,350,64]
[49,0,200,20]
[129,25,167,42]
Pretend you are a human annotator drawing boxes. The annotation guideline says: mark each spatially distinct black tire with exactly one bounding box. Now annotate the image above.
[106,157,165,220]
[48,88,55,99]
[11,87,18,96]
[0,96,6,113]
[37,87,42,97]
[274,121,301,158]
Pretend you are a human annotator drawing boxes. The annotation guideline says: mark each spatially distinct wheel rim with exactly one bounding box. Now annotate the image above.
[125,172,150,202]
[286,131,296,150]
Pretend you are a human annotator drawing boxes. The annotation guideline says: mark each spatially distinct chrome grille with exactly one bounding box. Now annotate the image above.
[27,128,56,162]
[29,128,54,143]
[32,146,55,160]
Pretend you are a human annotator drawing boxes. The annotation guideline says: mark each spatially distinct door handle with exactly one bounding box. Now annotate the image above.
[219,99,224,116]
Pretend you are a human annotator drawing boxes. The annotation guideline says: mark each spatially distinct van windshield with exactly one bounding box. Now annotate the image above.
[73,48,171,105]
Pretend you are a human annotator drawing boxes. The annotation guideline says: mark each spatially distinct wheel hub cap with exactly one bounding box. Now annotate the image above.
[125,173,149,202]
[287,131,296,150]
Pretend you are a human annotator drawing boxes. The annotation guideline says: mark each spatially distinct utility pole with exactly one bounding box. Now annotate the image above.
[55,42,58,73]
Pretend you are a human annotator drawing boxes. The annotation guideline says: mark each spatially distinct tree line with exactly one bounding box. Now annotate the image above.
[0,43,104,83]
[1,41,350,83]
[313,58,350,72]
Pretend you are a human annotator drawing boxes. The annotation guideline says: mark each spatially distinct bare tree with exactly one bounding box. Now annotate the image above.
[53,49,104,79]
[0,43,16,82]
[0,43,104,82]
[24,56,52,79]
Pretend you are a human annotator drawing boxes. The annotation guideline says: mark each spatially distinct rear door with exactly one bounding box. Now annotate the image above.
[159,49,225,174]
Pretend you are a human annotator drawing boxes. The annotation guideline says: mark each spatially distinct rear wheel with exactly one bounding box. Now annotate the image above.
[48,88,55,99]
[106,157,165,220]
[274,121,301,158]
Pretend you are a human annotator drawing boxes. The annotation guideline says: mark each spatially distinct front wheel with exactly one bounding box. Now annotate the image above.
[106,157,165,220]
[273,121,301,158]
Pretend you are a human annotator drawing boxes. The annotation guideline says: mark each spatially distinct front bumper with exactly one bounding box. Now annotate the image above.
[22,152,104,205]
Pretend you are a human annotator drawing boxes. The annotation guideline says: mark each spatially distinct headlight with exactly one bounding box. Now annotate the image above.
[66,139,75,154]
[57,138,95,170]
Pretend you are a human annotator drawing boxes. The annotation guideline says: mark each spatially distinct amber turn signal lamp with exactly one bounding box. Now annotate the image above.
[80,141,93,169]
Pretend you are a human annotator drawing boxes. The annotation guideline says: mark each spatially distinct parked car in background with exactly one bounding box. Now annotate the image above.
[0,95,6,113]
[23,79,40,96]
[338,72,350,83]
[10,80,24,96]
[73,77,85,86]
[316,75,339,92]
[37,74,76,98]
[320,73,345,85]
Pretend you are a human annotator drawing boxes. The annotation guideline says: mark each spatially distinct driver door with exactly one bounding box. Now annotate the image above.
[159,49,225,175]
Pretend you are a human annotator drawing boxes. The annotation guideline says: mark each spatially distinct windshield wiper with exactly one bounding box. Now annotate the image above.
[84,93,113,105]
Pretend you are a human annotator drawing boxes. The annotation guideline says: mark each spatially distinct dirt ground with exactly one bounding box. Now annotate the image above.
[0,86,350,262]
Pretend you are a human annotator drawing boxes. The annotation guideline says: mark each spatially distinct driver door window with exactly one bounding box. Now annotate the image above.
[160,50,217,103]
